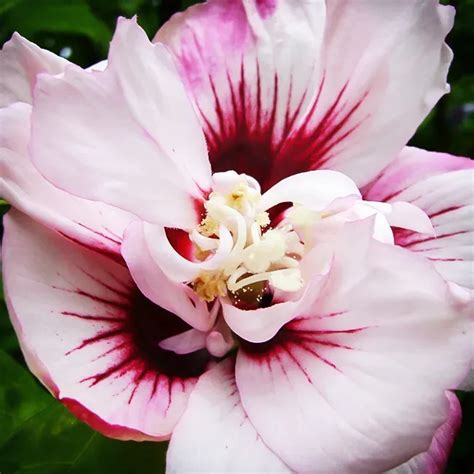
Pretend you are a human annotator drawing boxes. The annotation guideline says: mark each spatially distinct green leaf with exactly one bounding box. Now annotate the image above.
[0,0,23,15]
[118,0,146,16]
[0,296,22,358]
[3,0,112,50]
[0,349,168,473]
[0,351,51,446]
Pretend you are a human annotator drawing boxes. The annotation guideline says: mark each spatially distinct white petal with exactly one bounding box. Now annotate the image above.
[0,32,67,106]
[261,169,361,212]
[167,359,289,473]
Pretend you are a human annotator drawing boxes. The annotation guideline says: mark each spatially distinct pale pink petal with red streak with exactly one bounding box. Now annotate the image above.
[387,391,461,474]
[3,211,210,440]
[304,0,453,186]
[157,0,453,189]
[364,147,474,290]
[167,358,290,473]
[122,220,213,332]
[155,0,326,191]
[236,220,471,473]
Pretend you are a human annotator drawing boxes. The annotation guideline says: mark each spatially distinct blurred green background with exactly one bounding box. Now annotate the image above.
[0,0,472,472]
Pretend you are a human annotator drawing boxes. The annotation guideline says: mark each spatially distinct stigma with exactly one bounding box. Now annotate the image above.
[189,172,306,303]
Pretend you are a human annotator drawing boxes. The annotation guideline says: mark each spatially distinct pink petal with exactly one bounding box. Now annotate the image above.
[222,273,328,344]
[124,221,202,285]
[108,17,211,191]
[140,222,213,283]
[0,102,30,154]
[157,1,453,189]
[364,147,473,198]
[364,147,474,289]
[235,220,472,472]
[387,392,461,474]
[167,358,289,473]
[385,202,434,236]
[307,1,454,186]
[3,211,211,440]
[355,201,434,241]
[206,326,234,358]
[0,32,67,107]
[122,220,212,331]
[31,18,210,229]
[155,0,325,191]
[0,102,132,260]
[159,329,208,355]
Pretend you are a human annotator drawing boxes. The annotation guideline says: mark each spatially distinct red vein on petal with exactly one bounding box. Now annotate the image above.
[255,59,262,130]
[429,206,462,219]
[58,231,124,265]
[209,74,227,140]
[76,266,131,300]
[53,286,130,310]
[239,60,248,131]
[128,366,150,404]
[81,353,138,387]
[61,311,125,323]
[227,69,241,133]
[76,222,122,246]
[404,230,469,247]
[67,327,127,356]
[428,257,464,262]
[297,342,340,372]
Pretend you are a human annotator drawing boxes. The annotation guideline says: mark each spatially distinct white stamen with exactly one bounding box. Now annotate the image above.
[269,268,304,292]
[226,267,249,291]
[250,222,261,244]
[227,271,273,292]
[191,229,219,250]
[279,256,300,268]
[200,226,234,271]
[191,174,309,303]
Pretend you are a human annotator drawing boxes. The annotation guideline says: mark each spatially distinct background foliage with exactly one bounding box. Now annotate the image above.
[0,0,473,472]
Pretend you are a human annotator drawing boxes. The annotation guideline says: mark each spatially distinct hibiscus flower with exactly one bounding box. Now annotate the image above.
[0,1,472,472]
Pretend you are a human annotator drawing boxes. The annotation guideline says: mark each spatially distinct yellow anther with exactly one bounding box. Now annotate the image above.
[226,183,257,211]
[193,271,227,302]
[198,215,219,237]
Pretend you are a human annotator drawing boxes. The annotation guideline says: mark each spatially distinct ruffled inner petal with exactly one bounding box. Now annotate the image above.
[30,18,210,229]
[0,102,132,262]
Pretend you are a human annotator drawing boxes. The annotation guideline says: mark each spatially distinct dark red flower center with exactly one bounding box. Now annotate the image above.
[129,290,210,378]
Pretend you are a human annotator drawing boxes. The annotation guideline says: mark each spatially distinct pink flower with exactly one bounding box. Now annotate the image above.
[1,1,472,472]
